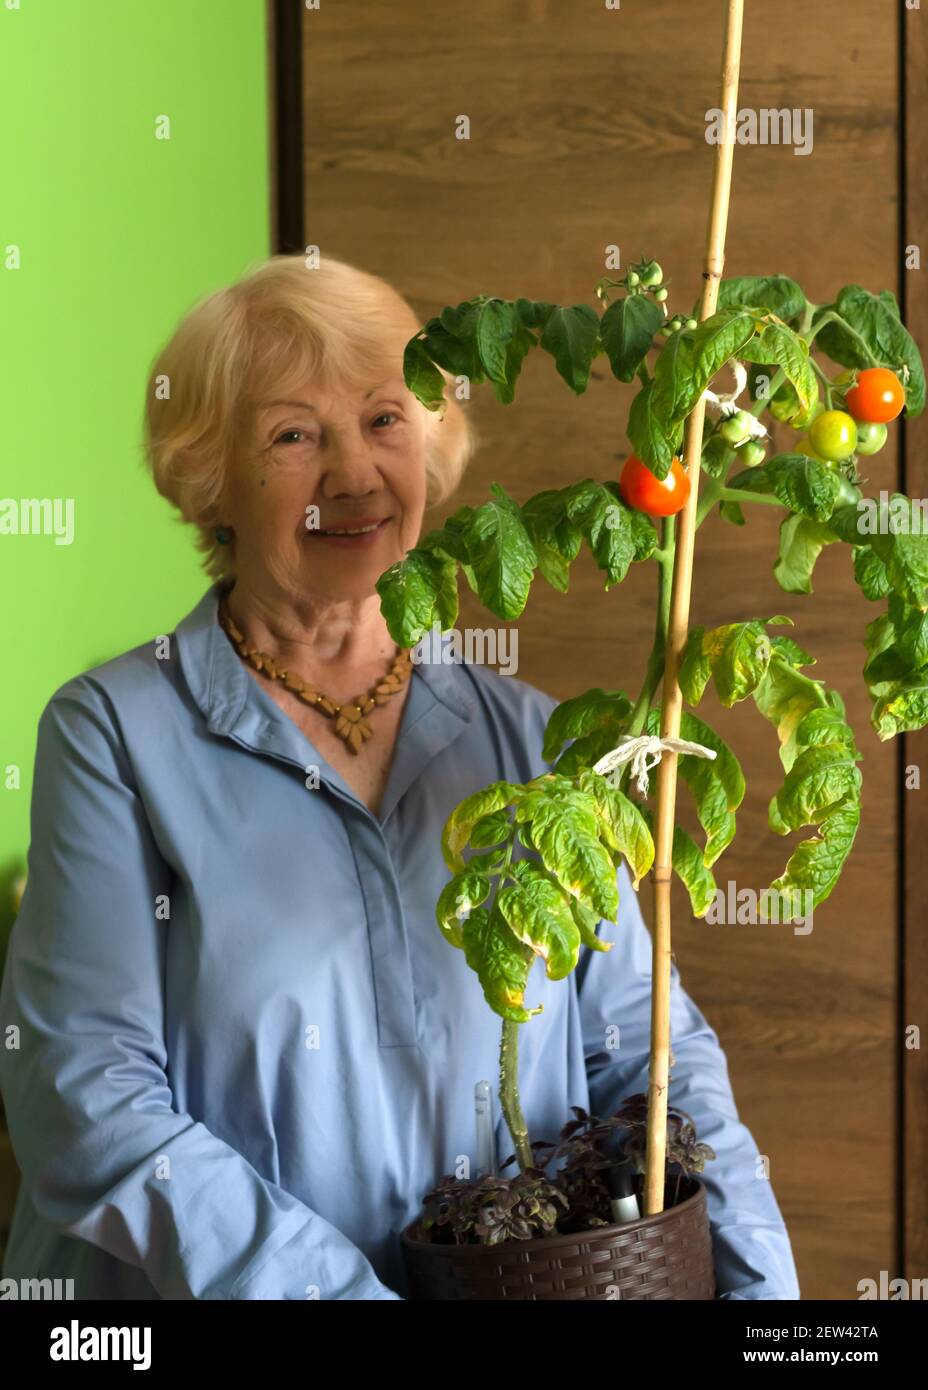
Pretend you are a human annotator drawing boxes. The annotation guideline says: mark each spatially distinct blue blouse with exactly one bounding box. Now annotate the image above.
[0,579,800,1300]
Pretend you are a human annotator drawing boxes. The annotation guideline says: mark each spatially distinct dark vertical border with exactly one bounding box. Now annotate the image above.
[902,0,928,1284]
[270,0,305,254]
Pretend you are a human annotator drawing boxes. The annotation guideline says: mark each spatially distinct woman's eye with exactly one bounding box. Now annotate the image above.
[372,412,398,429]
[275,429,309,445]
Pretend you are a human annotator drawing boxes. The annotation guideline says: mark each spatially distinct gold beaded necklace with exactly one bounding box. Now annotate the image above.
[217,592,414,754]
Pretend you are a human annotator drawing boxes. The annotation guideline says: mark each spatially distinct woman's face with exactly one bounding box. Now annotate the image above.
[222,374,430,603]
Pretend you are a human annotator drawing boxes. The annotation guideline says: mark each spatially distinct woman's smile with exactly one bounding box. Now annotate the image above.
[307,514,394,547]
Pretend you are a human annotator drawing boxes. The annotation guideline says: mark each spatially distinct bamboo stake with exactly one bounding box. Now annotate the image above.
[643,0,746,1218]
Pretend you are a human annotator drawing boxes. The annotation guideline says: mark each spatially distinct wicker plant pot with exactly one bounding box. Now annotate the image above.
[401,1174,715,1300]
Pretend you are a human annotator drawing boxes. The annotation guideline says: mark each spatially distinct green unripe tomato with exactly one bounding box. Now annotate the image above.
[854,420,888,456]
[720,410,756,445]
[626,269,640,288]
[737,439,766,468]
[685,317,698,330]
[808,409,858,462]
[654,287,668,303]
[640,260,663,287]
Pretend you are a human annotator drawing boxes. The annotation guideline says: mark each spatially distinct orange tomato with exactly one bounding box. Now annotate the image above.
[844,367,905,424]
[619,453,690,516]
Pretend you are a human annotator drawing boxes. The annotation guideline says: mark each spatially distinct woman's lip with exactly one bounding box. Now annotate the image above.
[308,516,393,544]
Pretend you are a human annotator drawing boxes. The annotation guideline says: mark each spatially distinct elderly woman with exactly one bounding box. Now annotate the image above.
[0,254,799,1301]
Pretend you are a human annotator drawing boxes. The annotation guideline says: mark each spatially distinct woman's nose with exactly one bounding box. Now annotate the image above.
[322,432,384,488]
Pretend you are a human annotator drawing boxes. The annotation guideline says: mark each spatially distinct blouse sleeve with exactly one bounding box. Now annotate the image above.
[0,684,402,1300]
[575,860,801,1300]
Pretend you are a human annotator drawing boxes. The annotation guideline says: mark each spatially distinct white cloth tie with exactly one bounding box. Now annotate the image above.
[593,734,717,797]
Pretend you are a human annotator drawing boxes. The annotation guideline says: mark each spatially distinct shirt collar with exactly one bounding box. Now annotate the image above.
[174,580,477,822]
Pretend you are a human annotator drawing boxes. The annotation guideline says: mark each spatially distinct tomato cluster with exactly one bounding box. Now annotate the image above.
[618,367,908,518]
[797,367,905,467]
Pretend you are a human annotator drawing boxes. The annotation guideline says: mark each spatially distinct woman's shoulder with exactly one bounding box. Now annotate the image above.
[40,630,186,745]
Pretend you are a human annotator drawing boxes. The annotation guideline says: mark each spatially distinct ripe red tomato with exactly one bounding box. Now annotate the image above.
[844,368,905,424]
[619,453,690,516]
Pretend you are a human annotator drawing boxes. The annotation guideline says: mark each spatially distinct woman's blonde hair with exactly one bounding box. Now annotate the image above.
[142,252,478,580]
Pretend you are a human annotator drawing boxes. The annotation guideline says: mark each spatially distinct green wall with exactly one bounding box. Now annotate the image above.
[0,0,272,948]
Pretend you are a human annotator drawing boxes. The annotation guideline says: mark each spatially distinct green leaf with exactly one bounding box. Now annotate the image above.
[600,295,664,383]
[638,805,718,918]
[714,275,807,323]
[651,309,757,425]
[702,433,732,480]
[474,299,517,384]
[769,801,861,913]
[376,546,459,647]
[462,901,542,1023]
[852,544,891,601]
[770,743,862,833]
[728,454,840,522]
[718,498,745,526]
[871,672,928,740]
[752,650,830,771]
[418,315,483,381]
[602,481,659,561]
[888,591,928,668]
[770,634,815,668]
[863,608,928,738]
[515,298,557,332]
[752,653,862,906]
[464,484,539,619]
[436,866,492,948]
[541,688,632,762]
[441,781,520,871]
[520,489,583,595]
[773,514,840,594]
[817,285,925,417]
[469,808,513,850]
[739,322,818,427]
[497,859,583,980]
[852,495,928,606]
[644,708,745,868]
[627,378,681,479]
[568,896,613,954]
[575,769,656,889]
[530,803,619,922]
[538,304,601,393]
[561,479,639,588]
[680,619,777,707]
[403,337,448,410]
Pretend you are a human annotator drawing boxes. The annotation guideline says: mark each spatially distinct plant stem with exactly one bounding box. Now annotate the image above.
[806,309,879,365]
[499,1019,533,1171]
[718,486,783,508]
[810,355,834,408]
[616,518,676,794]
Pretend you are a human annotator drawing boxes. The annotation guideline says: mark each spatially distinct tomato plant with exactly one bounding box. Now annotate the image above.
[619,453,690,516]
[382,257,927,1227]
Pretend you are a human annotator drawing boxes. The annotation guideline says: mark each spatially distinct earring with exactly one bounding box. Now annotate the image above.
[215,527,231,544]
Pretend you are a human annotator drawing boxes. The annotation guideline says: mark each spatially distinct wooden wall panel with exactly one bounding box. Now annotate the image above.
[903,5,928,1285]
[301,0,903,1298]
